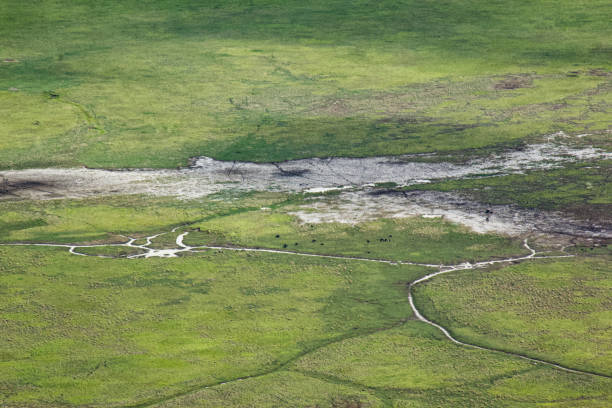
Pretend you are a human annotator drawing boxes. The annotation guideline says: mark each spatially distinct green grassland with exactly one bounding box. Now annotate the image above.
[0,246,421,406]
[405,160,611,217]
[153,370,386,408]
[183,209,527,264]
[2,1,611,406]
[152,323,612,408]
[2,245,611,407]
[1,0,611,168]
[1,194,611,406]
[413,257,612,376]
[0,192,527,264]
[153,367,612,408]
[0,192,288,244]
[289,323,612,408]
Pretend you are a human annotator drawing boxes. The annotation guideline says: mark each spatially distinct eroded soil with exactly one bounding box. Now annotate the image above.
[1,142,610,240]
[290,190,612,239]
[1,143,609,201]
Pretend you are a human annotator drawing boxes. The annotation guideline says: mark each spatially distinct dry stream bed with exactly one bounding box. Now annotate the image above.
[1,142,610,239]
[0,142,608,200]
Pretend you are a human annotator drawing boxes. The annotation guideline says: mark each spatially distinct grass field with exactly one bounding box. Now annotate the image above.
[154,367,612,408]
[2,1,611,406]
[0,192,288,244]
[0,192,527,264]
[405,160,612,218]
[413,257,612,376]
[0,246,422,406]
[0,194,610,406]
[183,209,527,264]
[1,0,611,168]
[151,323,612,408]
[2,244,611,407]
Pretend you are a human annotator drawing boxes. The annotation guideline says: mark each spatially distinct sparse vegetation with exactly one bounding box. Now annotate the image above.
[405,160,612,226]
[407,160,611,212]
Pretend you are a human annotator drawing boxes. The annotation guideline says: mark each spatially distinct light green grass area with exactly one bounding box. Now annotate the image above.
[0,192,288,244]
[0,246,421,406]
[0,194,610,406]
[158,323,612,408]
[183,209,527,264]
[413,257,612,376]
[1,0,610,168]
[3,245,611,407]
[0,193,527,263]
[155,370,385,408]
[293,323,532,390]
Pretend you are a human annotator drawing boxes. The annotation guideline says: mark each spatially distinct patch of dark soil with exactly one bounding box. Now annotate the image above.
[376,116,431,125]
[366,188,402,196]
[273,163,310,177]
[494,75,533,90]
[565,203,612,227]
[588,68,610,77]
[331,397,367,408]
[0,178,56,196]
[434,123,486,134]
[219,167,248,177]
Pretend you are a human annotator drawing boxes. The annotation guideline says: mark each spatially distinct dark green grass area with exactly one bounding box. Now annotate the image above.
[0,246,422,406]
[154,370,386,408]
[158,323,612,408]
[569,243,612,257]
[1,0,611,168]
[405,160,612,218]
[413,257,612,376]
[183,210,528,264]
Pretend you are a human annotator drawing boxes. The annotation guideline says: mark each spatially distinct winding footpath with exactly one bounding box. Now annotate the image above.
[405,240,605,377]
[2,229,610,385]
